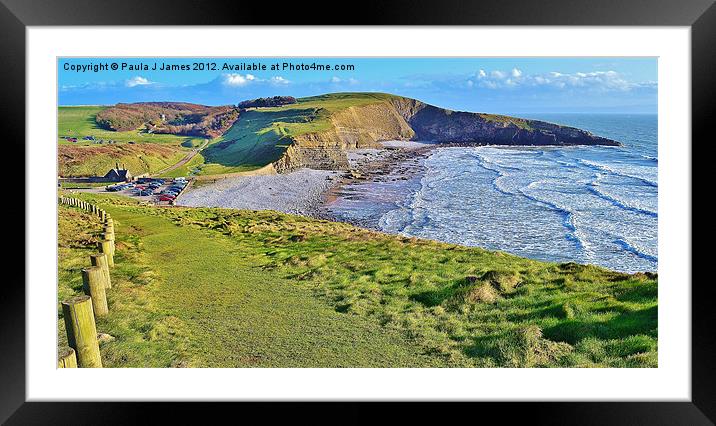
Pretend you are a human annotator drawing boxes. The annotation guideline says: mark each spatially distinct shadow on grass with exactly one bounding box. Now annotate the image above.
[203,108,319,168]
[542,305,657,344]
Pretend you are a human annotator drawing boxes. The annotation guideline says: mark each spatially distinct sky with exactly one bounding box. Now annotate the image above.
[58,57,657,114]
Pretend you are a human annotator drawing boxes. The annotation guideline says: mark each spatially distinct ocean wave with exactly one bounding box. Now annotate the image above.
[578,159,657,187]
[588,174,658,217]
[614,238,658,263]
[516,188,587,251]
[469,151,521,196]
[469,149,588,250]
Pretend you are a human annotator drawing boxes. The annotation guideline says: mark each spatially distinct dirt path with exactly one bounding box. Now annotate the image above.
[152,139,209,177]
[107,205,443,367]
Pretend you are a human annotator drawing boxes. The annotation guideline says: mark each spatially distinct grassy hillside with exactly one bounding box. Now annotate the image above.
[59,194,657,367]
[58,106,205,145]
[58,94,560,178]
[58,106,204,177]
[58,197,448,367]
[199,93,399,174]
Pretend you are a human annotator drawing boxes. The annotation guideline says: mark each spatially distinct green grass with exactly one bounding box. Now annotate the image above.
[58,196,448,367]
[59,181,111,189]
[478,113,534,130]
[199,93,398,174]
[58,106,207,177]
[58,106,203,146]
[60,194,658,367]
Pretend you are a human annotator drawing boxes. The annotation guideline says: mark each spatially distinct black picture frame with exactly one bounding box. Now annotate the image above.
[3,0,712,423]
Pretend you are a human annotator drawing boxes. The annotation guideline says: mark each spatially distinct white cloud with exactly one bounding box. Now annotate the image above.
[223,73,255,86]
[270,76,290,85]
[468,68,638,92]
[330,76,359,85]
[125,76,152,87]
[223,73,289,87]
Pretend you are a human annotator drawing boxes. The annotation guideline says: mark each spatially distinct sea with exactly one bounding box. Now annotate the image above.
[325,114,658,273]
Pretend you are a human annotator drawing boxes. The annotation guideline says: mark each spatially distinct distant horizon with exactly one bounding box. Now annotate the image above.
[57,91,657,116]
[58,57,658,114]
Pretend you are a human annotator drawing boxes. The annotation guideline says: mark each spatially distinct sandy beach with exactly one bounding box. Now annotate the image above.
[177,168,340,215]
[177,140,436,217]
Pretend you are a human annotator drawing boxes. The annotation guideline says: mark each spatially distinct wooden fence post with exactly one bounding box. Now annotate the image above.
[98,240,114,267]
[57,347,78,368]
[61,295,102,368]
[103,226,114,239]
[82,267,109,317]
[102,233,115,257]
[90,253,112,289]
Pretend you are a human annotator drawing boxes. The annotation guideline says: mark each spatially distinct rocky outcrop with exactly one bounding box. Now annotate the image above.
[400,100,620,146]
[273,102,414,173]
[272,94,620,173]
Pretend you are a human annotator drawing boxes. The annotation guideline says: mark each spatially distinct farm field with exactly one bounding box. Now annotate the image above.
[58,193,658,368]
[58,106,204,177]
[58,106,204,146]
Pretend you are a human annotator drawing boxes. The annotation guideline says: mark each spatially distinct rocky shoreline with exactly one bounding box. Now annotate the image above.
[314,141,435,223]
[177,141,437,220]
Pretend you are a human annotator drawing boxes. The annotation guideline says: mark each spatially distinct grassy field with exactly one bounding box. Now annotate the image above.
[59,194,657,368]
[58,106,203,177]
[58,106,203,146]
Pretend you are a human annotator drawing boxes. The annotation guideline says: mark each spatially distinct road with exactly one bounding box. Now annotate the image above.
[152,139,209,177]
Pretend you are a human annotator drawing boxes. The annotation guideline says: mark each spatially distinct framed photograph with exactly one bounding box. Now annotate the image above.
[6,0,713,422]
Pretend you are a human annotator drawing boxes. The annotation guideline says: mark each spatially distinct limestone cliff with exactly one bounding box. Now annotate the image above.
[272,94,620,173]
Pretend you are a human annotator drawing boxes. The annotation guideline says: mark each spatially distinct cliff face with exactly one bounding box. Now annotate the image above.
[273,102,414,172]
[402,100,619,146]
[273,95,620,173]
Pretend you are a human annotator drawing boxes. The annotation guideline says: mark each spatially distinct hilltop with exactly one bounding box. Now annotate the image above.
[58,93,620,178]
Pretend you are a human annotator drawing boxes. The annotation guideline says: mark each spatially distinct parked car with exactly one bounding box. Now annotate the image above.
[158,195,176,202]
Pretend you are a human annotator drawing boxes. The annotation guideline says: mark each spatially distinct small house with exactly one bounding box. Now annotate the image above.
[103,163,133,182]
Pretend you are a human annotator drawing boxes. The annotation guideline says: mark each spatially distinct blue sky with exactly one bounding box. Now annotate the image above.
[58,57,657,114]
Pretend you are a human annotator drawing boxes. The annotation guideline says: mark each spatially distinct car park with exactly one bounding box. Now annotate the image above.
[104,177,189,203]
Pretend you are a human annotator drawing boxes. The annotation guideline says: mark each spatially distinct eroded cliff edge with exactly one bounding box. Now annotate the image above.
[271,95,621,173]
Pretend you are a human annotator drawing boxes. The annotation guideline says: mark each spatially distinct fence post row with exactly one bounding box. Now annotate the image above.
[58,196,120,368]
